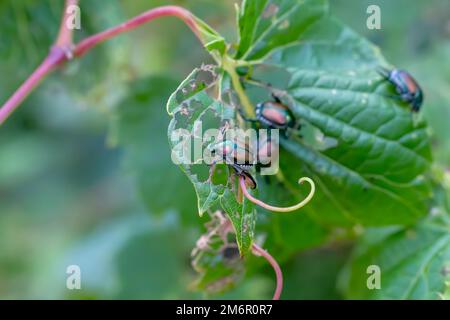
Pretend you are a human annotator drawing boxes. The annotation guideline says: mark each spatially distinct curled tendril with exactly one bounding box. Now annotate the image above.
[239,175,315,213]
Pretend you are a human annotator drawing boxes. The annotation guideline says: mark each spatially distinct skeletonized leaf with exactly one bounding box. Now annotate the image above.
[167,66,256,254]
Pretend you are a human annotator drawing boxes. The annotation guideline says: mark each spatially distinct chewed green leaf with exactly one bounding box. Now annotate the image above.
[166,66,217,115]
[221,188,256,255]
[235,0,328,61]
[167,67,256,254]
[341,216,450,299]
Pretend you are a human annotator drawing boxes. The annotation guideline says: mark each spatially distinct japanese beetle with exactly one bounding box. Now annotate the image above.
[239,94,297,132]
[256,98,296,130]
[378,67,423,112]
[208,138,257,189]
[207,139,255,169]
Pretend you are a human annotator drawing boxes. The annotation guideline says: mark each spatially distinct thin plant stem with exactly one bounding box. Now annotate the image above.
[252,243,283,300]
[0,5,202,125]
[55,0,79,47]
[0,47,67,124]
[74,6,201,58]
[222,56,255,118]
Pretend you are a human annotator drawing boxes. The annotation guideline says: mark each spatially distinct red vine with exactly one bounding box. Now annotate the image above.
[0,2,201,125]
[252,243,283,300]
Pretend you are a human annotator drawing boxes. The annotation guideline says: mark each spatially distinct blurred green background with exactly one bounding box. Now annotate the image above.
[0,0,449,299]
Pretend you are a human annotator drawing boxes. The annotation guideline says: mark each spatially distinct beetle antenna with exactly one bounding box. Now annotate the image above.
[239,175,315,212]
[271,92,282,103]
[376,66,390,78]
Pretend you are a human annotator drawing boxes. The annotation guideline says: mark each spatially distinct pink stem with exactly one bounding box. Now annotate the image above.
[252,243,283,300]
[0,47,66,124]
[55,0,79,47]
[74,6,201,57]
[0,5,201,125]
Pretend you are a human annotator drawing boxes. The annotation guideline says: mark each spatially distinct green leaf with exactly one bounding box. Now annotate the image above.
[167,67,256,254]
[340,216,450,299]
[235,0,328,61]
[193,16,226,58]
[239,14,432,226]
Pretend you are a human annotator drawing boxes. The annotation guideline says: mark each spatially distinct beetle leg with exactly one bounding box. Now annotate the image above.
[290,128,304,139]
[231,165,257,189]
[411,101,421,112]
[241,171,257,190]
[271,92,282,104]
[284,121,302,139]
[400,92,414,101]
[383,93,419,112]
[382,93,404,103]
[230,163,242,175]
[389,93,414,104]
[411,106,420,112]
[399,93,420,111]
[237,107,258,123]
